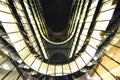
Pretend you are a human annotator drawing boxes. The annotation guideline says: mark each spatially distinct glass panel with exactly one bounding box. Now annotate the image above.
[2,23,19,33]
[69,61,78,73]
[56,65,62,75]
[94,21,109,30]
[89,38,101,49]
[0,12,16,22]
[86,45,97,56]
[90,0,99,9]
[4,69,20,80]
[24,54,36,66]
[18,47,30,59]
[86,15,94,22]
[97,9,115,21]
[39,63,48,74]
[101,0,116,12]
[81,52,92,64]
[93,65,115,80]
[76,56,86,69]
[63,64,71,75]
[47,65,55,75]
[0,2,11,13]
[7,33,23,43]
[91,31,103,40]
[31,59,41,71]
[84,23,91,29]
[82,29,89,35]
[13,40,26,52]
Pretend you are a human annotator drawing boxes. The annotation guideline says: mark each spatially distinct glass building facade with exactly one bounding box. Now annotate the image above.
[0,0,120,80]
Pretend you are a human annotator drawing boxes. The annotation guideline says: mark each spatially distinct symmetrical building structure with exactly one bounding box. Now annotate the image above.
[0,0,120,80]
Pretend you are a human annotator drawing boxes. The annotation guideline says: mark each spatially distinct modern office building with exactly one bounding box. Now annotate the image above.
[0,0,120,80]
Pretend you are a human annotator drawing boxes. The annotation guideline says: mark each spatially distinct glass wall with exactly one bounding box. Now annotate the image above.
[0,0,120,80]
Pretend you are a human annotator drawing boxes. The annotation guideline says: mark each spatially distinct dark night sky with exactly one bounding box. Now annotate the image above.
[40,0,73,32]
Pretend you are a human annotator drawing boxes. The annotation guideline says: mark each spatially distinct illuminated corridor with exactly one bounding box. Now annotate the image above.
[0,0,120,80]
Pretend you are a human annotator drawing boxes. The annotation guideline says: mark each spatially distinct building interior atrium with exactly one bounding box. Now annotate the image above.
[0,0,120,80]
